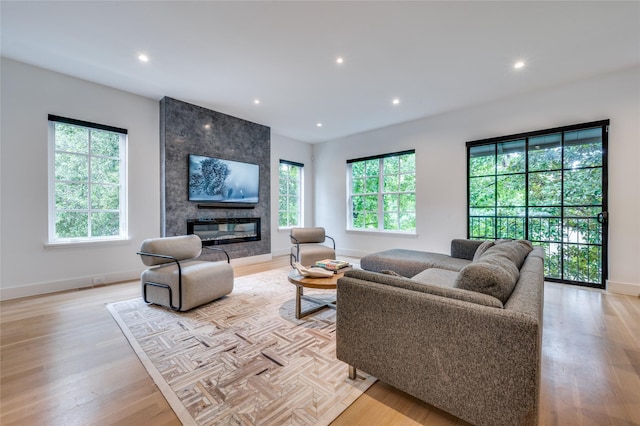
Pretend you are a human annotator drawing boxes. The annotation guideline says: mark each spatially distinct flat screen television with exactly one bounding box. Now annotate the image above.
[188,154,259,204]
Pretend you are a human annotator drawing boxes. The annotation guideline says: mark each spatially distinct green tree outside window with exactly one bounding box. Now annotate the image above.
[349,150,416,231]
[278,160,303,227]
[49,117,126,242]
[467,122,608,287]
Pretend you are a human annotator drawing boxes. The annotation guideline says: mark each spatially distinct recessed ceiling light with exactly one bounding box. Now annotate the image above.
[138,54,149,63]
[336,57,344,64]
[514,61,525,69]
[392,98,400,105]
[254,99,260,105]
[316,122,323,127]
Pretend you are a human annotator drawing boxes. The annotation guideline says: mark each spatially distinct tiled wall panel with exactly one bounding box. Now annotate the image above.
[160,97,271,259]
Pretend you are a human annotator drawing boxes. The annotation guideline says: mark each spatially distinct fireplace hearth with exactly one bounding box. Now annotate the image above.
[187,218,261,245]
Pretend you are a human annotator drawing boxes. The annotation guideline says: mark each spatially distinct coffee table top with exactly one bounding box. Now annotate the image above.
[287,268,345,289]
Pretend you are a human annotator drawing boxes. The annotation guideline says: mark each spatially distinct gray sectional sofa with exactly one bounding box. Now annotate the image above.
[336,239,544,426]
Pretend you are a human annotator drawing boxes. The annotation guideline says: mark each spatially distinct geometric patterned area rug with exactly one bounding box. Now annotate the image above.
[106,267,376,426]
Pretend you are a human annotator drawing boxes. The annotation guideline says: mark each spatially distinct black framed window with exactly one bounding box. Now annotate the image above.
[48,115,128,243]
[278,159,303,228]
[347,150,416,232]
[467,120,609,288]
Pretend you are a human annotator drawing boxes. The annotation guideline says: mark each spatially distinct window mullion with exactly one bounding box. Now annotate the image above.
[560,130,566,281]
[378,158,384,230]
[494,146,498,239]
[87,128,93,237]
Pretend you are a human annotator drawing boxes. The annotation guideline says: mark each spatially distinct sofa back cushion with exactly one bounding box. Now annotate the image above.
[472,240,495,261]
[492,239,533,268]
[450,239,485,260]
[455,240,533,304]
[348,269,504,308]
[139,235,202,266]
[290,227,326,244]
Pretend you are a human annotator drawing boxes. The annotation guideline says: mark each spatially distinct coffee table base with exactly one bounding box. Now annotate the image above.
[295,286,336,319]
[287,269,343,319]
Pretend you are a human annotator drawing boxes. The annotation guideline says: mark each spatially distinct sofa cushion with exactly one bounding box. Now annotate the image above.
[361,249,471,277]
[455,261,518,304]
[472,240,495,262]
[411,268,459,288]
[344,269,503,308]
[487,239,534,268]
[455,240,533,303]
[450,239,485,260]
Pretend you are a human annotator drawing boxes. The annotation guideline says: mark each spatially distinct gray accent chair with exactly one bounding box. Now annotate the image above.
[290,227,336,267]
[137,235,234,311]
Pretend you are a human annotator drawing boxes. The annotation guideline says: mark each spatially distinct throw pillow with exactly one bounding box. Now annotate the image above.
[472,240,495,262]
[494,238,513,244]
[455,258,519,304]
[482,239,533,269]
[456,239,534,303]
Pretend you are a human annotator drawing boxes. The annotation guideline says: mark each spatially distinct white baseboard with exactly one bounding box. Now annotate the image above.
[271,248,290,258]
[0,269,143,301]
[272,248,369,260]
[337,248,368,259]
[607,280,640,296]
[229,253,273,266]
[0,254,278,301]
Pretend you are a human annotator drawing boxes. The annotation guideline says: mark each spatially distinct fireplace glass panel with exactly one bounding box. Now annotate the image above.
[187,218,261,245]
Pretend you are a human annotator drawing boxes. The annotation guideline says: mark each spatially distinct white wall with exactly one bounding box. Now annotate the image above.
[0,59,316,300]
[314,66,640,295]
[270,133,315,257]
[0,58,161,299]
[3,57,637,299]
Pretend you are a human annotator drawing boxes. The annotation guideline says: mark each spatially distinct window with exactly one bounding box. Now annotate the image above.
[278,159,303,228]
[48,115,127,243]
[348,150,416,231]
[467,120,608,288]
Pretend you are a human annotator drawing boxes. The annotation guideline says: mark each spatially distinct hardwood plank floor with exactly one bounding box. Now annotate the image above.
[1,256,639,425]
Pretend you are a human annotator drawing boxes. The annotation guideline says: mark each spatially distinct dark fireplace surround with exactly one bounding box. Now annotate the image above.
[187,218,261,246]
[160,97,271,261]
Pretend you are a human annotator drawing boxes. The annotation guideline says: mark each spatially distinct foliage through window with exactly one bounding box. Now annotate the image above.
[467,121,608,288]
[48,115,127,242]
[348,150,416,231]
[278,160,303,227]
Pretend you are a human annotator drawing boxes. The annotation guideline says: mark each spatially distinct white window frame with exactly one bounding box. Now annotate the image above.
[278,159,304,229]
[47,115,128,245]
[347,150,416,233]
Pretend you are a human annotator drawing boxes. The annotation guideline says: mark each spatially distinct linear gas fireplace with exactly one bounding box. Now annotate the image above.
[187,218,261,246]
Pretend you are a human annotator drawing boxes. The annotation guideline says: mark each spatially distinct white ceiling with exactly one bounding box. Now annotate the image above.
[2,1,639,143]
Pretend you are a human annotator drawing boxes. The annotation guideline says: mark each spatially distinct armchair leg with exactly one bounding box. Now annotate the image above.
[143,281,180,311]
[348,365,357,380]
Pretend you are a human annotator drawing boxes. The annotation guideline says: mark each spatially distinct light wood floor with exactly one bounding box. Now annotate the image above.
[1,256,639,425]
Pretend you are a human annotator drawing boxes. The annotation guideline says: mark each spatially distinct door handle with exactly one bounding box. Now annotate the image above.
[597,212,608,224]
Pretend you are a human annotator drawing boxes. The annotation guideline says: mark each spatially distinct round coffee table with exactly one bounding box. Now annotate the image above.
[287,269,346,319]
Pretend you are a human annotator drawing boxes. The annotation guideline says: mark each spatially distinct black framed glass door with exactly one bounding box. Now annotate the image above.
[467,120,609,288]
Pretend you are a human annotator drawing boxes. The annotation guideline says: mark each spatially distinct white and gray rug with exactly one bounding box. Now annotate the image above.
[107,268,375,426]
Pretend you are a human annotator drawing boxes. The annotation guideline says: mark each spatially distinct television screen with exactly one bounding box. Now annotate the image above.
[188,154,259,203]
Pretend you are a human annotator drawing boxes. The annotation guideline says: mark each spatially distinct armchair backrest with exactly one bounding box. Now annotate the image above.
[290,227,326,244]
[139,235,202,266]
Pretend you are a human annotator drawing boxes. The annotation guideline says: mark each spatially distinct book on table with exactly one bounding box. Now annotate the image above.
[315,259,350,271]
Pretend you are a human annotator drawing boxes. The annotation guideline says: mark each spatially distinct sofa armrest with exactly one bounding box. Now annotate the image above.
[336,275,540,426]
